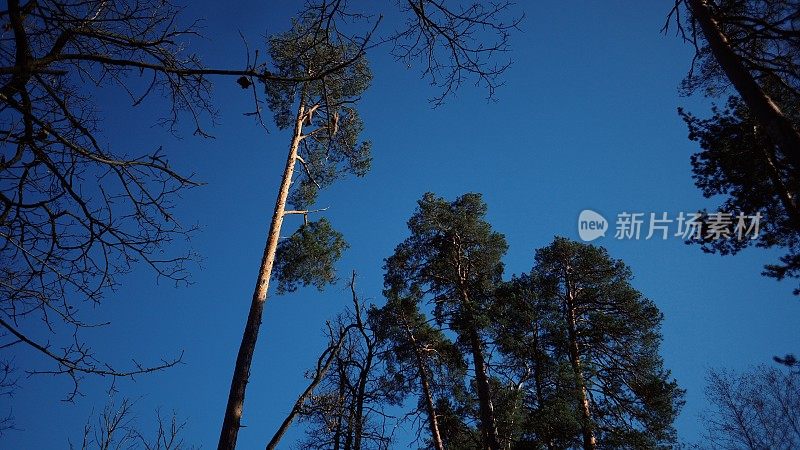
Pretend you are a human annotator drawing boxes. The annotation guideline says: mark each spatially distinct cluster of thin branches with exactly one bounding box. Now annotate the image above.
[703,365,800,449]
[69,397,195,450]
[388,0,523,105]
[0,356,15,437]
[0,0,243,399]
[296,275,398,450]
[308,0,523,106]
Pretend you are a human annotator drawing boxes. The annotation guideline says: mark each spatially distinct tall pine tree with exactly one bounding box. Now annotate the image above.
[218,14,372,448]
[526,237,684,449]
[384,192,507,450]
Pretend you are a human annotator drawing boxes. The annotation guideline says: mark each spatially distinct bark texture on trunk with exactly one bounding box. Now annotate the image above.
[406,323,446,450]
[687,0,800,171]
[468,328,501,450]
[217,99,308,450]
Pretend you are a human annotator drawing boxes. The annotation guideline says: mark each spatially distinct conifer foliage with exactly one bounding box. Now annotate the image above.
[373,194,684,449]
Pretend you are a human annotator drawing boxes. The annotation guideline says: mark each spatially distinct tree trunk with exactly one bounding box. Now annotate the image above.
[468,328,501,450]
[756,126,800,227]
[531,324,556,450]
[405,323,446,450]
[343,394,356,450]
[453,235,500,450]
[217,98,308,450]
[453,240,501,450]
[564,281,596,450]
[351,344,373,450]
[687,0,800,172]
[333,361,347,450]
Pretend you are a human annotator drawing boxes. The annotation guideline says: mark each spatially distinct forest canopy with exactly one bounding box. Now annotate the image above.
[1,1,798,449]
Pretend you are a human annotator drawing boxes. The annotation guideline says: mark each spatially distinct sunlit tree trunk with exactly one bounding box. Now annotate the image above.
[564,273,596,450]
[405,323,446,450]
[218,94,311,450]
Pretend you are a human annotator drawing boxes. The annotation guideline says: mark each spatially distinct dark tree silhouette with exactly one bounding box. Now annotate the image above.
[669,0,800,167]
[266,273,391,450]
[0,359,15,436]
[294,276,396,450]
[667,0,800,294]
[387,0,522,105]
[679,94,800,295]
[0,0,300,402]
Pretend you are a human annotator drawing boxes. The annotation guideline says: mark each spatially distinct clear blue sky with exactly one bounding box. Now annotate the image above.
[6,1,800,448]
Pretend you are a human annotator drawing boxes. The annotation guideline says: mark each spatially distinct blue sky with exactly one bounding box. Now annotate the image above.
[6,1,800,448]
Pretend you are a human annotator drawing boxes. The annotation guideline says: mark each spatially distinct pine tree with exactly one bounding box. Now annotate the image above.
[527,237,684,449]
[674,1,800,294]
[680,92,800,294]
[218,14,372,448]
[384,192,507,450]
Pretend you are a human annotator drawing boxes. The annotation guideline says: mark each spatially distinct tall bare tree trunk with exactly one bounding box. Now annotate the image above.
[405,323,446,450]
[217,97,309,450]
[333,362,347,450]
[343,395,356,450]
[564,278,596,450]
[687,0,800,171]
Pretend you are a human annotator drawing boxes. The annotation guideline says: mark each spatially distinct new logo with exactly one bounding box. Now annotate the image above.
[578,209,607,242]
